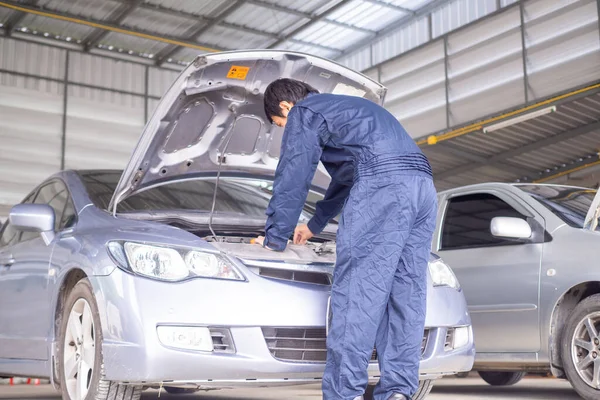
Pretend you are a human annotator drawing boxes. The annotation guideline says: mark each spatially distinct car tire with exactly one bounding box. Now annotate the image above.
[163,387,199,395]
[561,294,600,400]
[478,371,525,386]
[58,278,142,400]
[364,379,434,400]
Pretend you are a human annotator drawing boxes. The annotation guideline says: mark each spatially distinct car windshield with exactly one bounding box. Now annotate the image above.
[518,185,598,230]
[78,171,333,225]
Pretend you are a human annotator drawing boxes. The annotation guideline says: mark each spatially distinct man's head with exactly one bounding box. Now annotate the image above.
[264,78,319,127]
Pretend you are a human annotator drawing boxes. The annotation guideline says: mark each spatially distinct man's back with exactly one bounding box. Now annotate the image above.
[297,93,422,158]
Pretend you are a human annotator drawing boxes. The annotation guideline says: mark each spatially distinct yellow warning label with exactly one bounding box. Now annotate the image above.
[227,65,250,80]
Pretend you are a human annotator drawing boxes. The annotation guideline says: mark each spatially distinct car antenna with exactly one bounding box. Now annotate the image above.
[208,105,238,241]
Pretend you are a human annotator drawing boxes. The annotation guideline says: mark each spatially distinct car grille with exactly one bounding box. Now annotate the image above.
[256,268,332,286]
[209,328,235,353]
[262,327,429,363]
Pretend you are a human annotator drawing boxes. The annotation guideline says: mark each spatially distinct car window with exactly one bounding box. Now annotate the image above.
[518,185,598,230]
[441,193,526,250]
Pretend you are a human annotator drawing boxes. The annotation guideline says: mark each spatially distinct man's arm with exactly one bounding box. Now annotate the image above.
[264,107,326,251]
[307,180,351,235]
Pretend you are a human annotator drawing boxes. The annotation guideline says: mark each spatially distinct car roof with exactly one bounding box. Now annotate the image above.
[438,181,592,196]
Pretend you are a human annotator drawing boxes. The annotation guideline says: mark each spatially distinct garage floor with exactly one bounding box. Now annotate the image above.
[0,377,579,399]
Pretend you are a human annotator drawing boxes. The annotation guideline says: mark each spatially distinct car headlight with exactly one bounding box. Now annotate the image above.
[107,241,245,282]
[428,258,460,290]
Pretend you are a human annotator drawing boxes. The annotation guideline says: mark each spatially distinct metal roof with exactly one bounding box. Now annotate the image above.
[424,86,600,191]
[0,0,449,66]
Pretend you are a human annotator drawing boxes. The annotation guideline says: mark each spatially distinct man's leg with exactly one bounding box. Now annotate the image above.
[373,177,437,400]
[322,178,419,400]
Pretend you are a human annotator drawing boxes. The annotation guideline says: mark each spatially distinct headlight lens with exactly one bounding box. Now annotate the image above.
[108,241,244,282]
[428,259,460,290]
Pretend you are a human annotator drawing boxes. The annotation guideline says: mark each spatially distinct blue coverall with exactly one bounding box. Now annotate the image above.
[264,92,437,400]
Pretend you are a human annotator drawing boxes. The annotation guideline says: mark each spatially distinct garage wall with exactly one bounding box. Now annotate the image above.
[0,37,181,219]
[346,0,600,139]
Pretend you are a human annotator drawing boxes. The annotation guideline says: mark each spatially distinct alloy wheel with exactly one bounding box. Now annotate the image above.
[63,298,96,400]
[571,311,600,389]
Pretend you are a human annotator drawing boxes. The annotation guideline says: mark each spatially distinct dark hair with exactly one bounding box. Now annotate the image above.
[263,78,319,123]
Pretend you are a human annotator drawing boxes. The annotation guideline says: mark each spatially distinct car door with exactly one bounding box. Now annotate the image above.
[0,180,75,360]
[435,189,544,353]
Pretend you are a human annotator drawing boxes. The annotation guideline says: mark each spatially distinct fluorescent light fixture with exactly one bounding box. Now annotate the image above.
[483,106,556,133]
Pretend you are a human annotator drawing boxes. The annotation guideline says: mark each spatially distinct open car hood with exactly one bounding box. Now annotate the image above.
[109,50,386,212]
[584,188,600,230]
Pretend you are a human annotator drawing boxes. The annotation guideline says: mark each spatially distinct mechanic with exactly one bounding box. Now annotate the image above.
[254,78,437,400]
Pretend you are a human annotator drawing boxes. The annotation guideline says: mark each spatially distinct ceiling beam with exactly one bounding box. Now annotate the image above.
[154,0,243,65]
[3,0,38,34]
[438,142,539,177]
[266,0,354,50]
[335,0,452,59]
[435,120,600,181]
[0,0,223,53]
[360,0,415,14]
[244,0,376,34]
[535,154,600,183]
[83,0,142,51]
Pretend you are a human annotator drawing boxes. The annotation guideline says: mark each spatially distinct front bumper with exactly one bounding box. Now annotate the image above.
[92,267,474,387]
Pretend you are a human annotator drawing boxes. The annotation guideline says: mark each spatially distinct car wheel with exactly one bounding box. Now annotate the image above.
[164,387,199,395]
[561,294,600,400]
[478,371,525,386]
[364,379,434,400]
[58,278,142,400]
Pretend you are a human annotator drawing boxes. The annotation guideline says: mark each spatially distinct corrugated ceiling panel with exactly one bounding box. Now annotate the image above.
[524,0,600,101]
[142,0,230,18]
[0,37,66,79]
[0,7,13,21]
[245,0,331,13]
[99,32,173,56]
[431,0,498,38]
[199,25,267,50]
[328,0,406,31]
[0,81,63,207]
[18,13,93,40]
[225,3,300,35]
[65,87,144,170]
[294,21,365,50]
[69,52,145,94]
[38,0,123,20]
[371,18,429,65]
[122,7,198,38]
[148,67,180,98]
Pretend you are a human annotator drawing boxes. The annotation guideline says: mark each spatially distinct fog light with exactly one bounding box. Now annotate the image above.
[157,326,214,352]
[453,326,470,349]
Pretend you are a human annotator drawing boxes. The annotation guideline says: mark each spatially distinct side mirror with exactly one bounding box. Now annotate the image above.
[490,216,532,240]
[9,204,56,245]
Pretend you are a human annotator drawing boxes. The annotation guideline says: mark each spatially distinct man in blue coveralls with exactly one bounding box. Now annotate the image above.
[254,79,437,400]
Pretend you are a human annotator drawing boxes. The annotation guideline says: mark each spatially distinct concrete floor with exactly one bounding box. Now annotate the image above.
[0,377,580,400]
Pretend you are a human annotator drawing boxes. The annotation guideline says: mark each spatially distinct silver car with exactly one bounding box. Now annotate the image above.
[0,51,474,400]
[435,182,600,400]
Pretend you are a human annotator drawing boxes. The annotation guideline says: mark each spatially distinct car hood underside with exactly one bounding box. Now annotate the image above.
[109,50,386,213]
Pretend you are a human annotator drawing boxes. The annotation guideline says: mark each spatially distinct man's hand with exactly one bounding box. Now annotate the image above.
[251,236,265,246]
[294,224,314,245]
